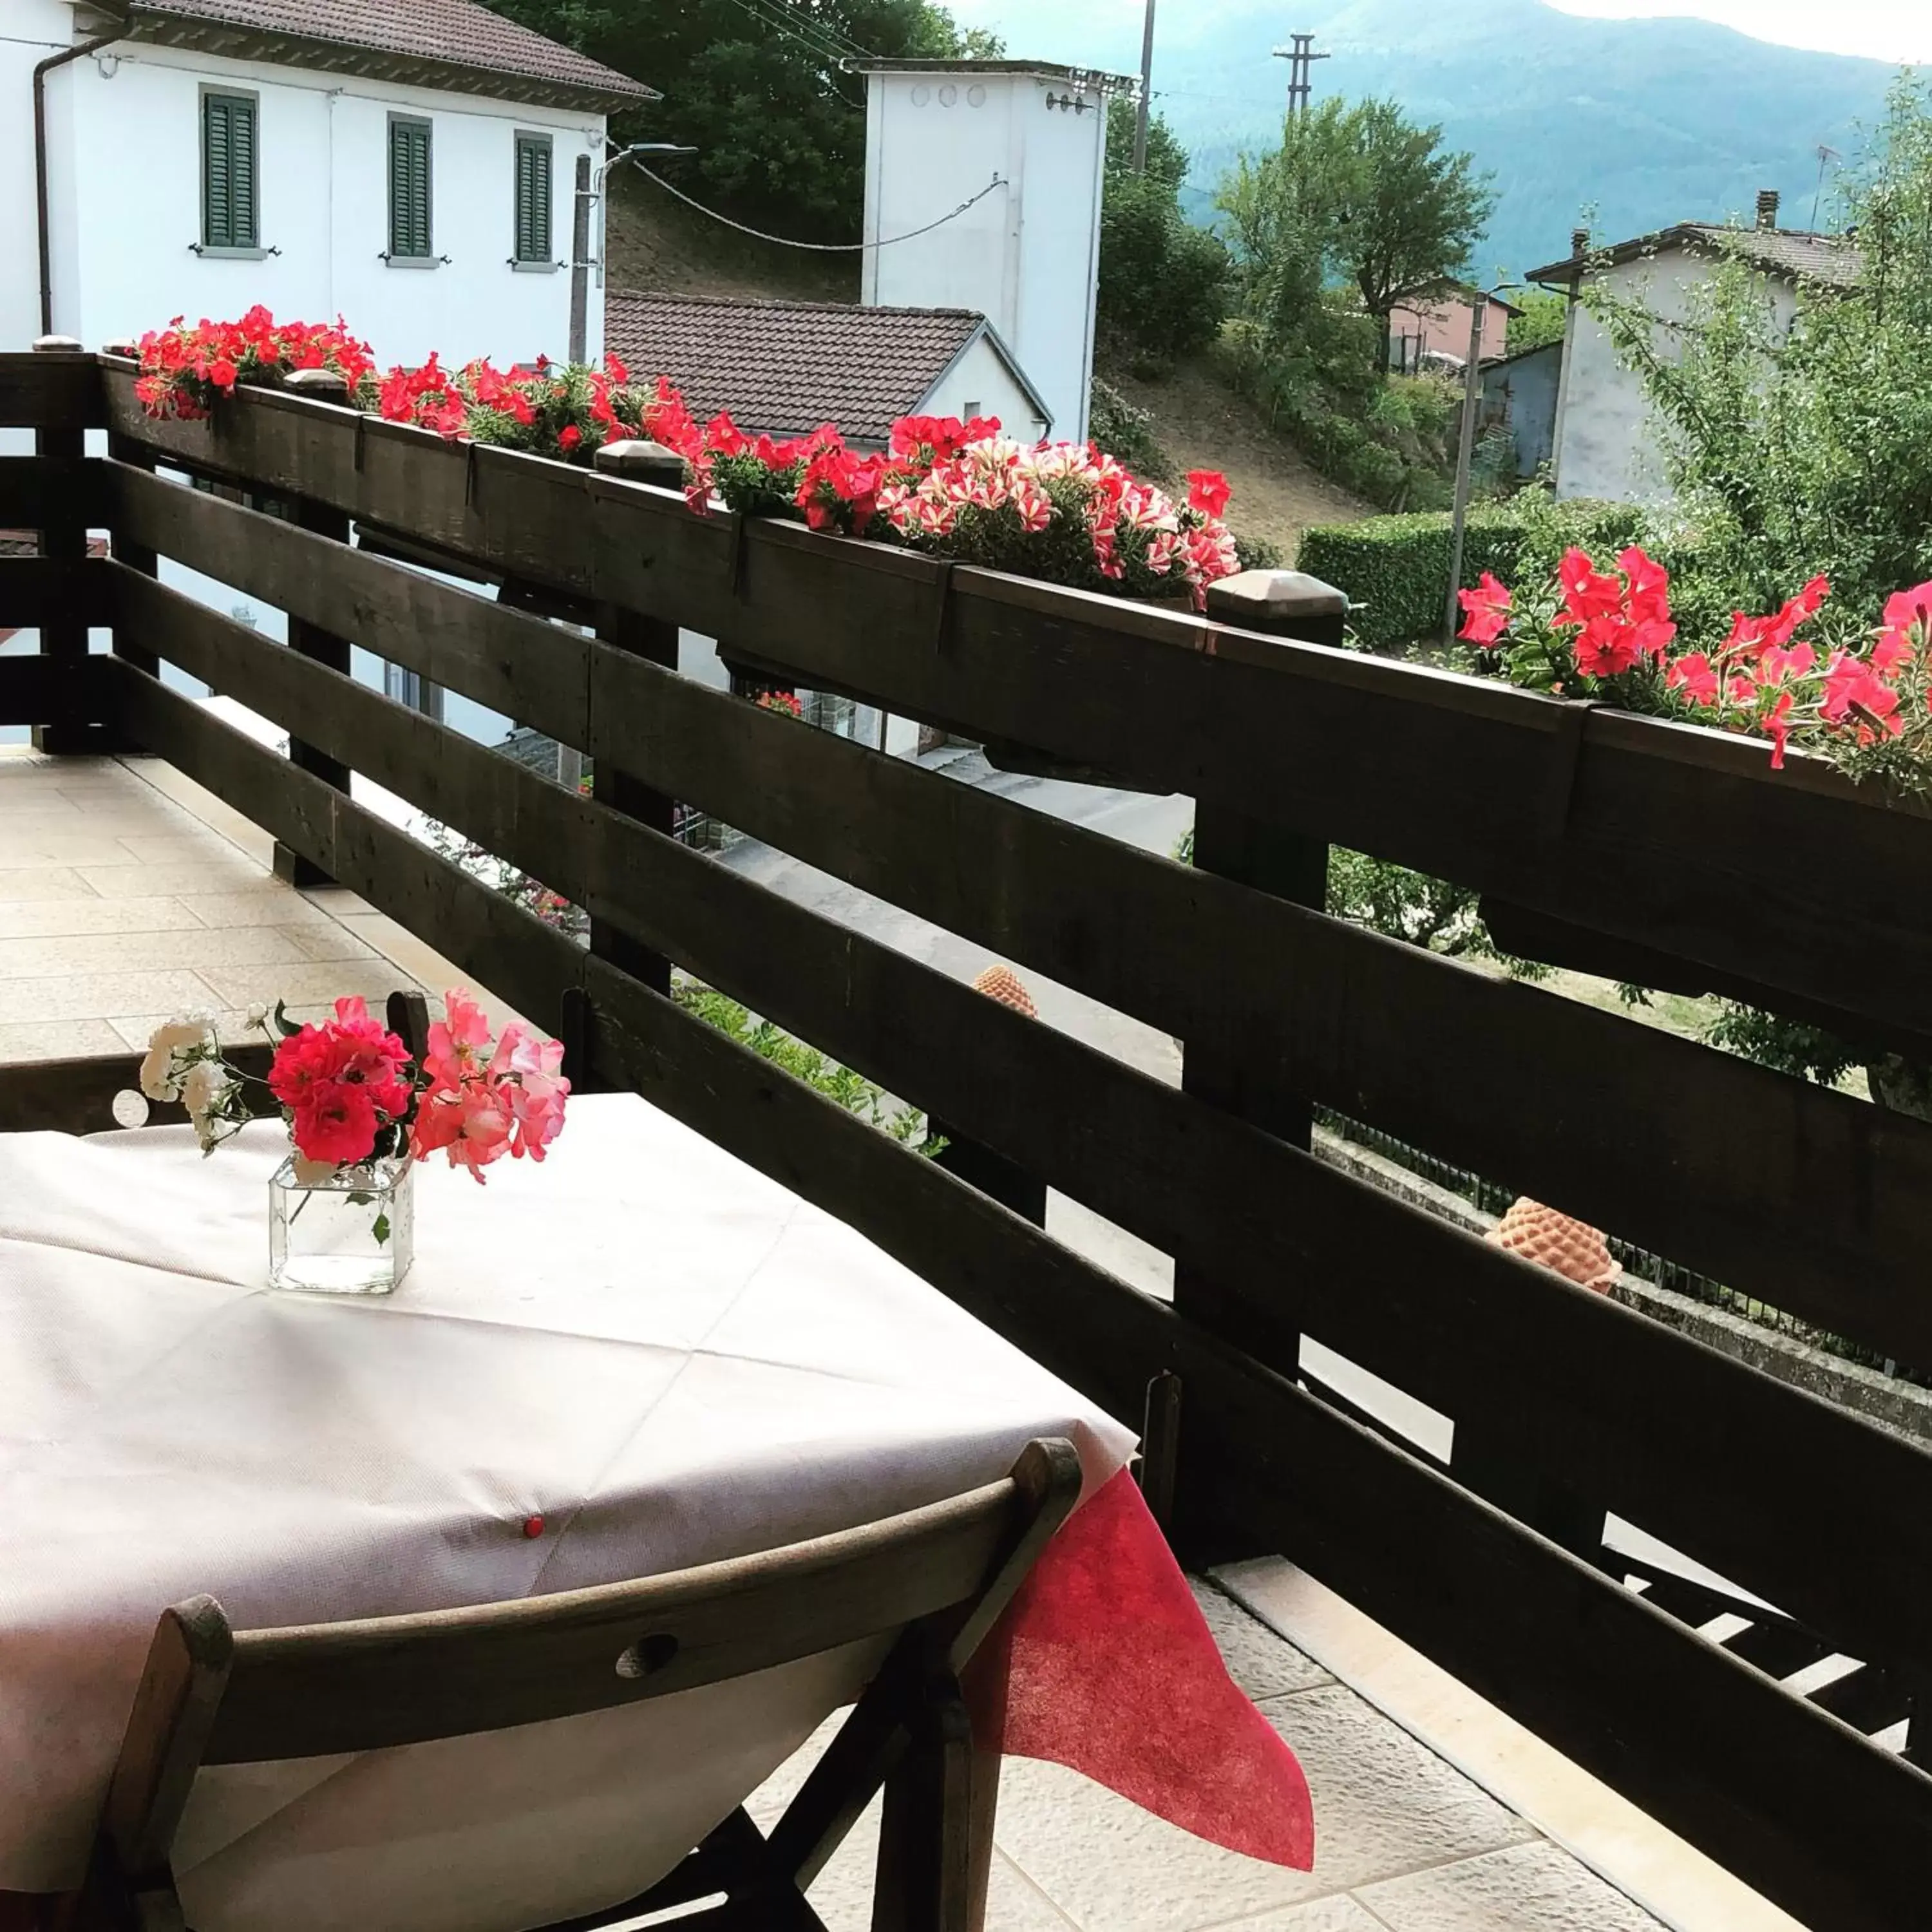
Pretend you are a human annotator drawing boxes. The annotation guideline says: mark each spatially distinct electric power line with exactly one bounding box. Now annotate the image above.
[627,160,1005,251]
[713,0,865,104]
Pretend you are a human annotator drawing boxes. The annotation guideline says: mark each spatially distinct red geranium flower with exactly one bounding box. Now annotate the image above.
[1455,571,1512,647]
[1186,469,1232,518]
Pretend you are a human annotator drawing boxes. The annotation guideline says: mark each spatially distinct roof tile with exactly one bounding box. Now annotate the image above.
[604,292,994,444]
[131,0,652,104]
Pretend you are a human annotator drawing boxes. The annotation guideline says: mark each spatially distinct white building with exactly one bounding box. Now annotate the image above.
[858,59,1130,450]
[1529,195,1859,503]
[5,0,654,363]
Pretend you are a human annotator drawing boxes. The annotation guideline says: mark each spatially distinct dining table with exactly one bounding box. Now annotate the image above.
[0,1091,1312,1931]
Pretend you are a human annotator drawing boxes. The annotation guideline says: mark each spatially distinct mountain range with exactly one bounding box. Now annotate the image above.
[945,0,1901,281]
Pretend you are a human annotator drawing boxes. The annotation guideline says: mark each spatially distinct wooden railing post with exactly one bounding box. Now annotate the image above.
[589,439,683,997]
[98,340,160,687]
[1173,569,1347,1556]
[270,368,355,886]
[29,334,91,754]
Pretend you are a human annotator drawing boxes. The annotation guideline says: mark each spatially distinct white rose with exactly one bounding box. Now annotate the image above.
[138,1014,215,1102]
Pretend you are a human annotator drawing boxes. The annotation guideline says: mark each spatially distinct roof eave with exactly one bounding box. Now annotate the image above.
[926,317,1053,433]
[125,10,659,112]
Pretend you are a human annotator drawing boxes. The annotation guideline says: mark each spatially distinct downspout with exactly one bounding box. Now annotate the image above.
[35,3,135,336]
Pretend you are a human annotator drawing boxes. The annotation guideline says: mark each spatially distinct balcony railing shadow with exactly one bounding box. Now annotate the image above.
[3,343,1931,1931]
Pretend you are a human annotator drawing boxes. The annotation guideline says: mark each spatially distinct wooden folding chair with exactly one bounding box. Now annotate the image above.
[70,1437,1082,1932]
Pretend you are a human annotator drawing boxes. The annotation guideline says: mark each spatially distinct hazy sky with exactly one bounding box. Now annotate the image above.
[1547,1,1931,62]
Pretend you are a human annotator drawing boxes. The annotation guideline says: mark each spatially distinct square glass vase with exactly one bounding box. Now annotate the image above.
[269,1155,415,1296]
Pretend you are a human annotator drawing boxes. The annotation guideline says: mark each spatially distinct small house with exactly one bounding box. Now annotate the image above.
[5,0,655,365]
[1528,191,1860,502]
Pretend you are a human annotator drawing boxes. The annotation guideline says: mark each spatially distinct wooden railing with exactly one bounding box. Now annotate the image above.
[5,348,1931,1928]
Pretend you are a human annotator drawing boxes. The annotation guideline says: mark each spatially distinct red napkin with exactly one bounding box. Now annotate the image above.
[968,1468,1316,1869]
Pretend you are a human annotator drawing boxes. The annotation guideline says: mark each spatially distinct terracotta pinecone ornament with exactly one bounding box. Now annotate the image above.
[1486,1197,1622,1294]
[972,963,1038,1019]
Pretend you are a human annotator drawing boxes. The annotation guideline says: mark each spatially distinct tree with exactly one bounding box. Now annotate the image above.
[490,0,996,238]
[1217,99,1493,372]
[1506,288,1567,354]
[1095,106,1231,369]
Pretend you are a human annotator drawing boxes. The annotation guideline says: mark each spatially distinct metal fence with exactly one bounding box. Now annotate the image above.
[1314,1106,1930,1390]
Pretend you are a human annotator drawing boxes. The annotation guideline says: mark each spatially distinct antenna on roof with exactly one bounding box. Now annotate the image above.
[1811,143,1842,232]
[1270,33,1329,118]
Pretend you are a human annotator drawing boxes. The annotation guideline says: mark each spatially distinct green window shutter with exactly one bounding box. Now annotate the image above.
[515,135,551,263]
[203,93,257,250]
[390,119,432,258]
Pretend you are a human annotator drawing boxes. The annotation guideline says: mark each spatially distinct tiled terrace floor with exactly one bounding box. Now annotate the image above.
[752,1577,1671,1932]
[1,746,1795,1930]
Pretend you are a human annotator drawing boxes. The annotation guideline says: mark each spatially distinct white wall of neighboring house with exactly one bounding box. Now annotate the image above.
[923,331,1048,440]
[1552,250,1798,502]
[864,65,1108,446]
[10,24,605,365]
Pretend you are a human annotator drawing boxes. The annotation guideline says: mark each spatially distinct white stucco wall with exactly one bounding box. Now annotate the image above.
[15,30,605,365]
[864,67,1106,446]
[922,330,1049,441]
[1551,250,1798,503]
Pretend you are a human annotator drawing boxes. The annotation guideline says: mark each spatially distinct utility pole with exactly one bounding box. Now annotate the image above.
[1270,32,1329,118]
[1132,0,1157,173]
[1445,289,1497,643]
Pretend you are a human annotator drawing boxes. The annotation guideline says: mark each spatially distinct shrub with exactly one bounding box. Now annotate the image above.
[1088,377,1175,483]
[1296,495,1643,651]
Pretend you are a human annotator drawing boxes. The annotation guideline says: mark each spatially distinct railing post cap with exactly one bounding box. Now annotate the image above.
[1205,569,1350,628]
[594,439,687,486]
[282,367,352,398]
[32,334,84,353]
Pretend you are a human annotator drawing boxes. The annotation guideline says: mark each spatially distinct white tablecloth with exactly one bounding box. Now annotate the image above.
[0,1095,1133,1930]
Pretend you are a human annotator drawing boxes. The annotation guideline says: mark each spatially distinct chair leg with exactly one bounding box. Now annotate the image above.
[870,1678,996,1932]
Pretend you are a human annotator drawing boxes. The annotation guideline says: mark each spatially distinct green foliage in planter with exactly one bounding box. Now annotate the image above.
[672,982,940,1150]
[1296,493,1643,652]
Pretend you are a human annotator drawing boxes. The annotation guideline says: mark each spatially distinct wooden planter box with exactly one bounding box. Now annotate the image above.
[92,357,1932,1060]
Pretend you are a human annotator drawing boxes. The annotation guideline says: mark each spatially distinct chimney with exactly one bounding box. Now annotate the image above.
[1756,188,1780,230]
[1571,226,1589,258]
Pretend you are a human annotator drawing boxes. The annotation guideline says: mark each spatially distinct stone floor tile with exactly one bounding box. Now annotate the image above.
[190,960,428,1009]
[0,896,203,939]
[0,927,317,980]
[0,969,223,1025]
[0,1018,134,1063]
[2,833,140,870]
[76,860,274,899]
[282,921,381,962]
[1356,1840,1662,1931]
[113,832,255,866]
[997,1679,1538,1932]
[108,1011,271,1054]
[176,891,354,930]
[1191,1580,1332,1701]
[1208,1899,1387,1931]
[0,869,97,902]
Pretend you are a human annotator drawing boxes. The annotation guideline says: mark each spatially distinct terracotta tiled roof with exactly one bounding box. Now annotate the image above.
[605,292,1025,445]
[128,0,654,106]
[1527,223,1860,290]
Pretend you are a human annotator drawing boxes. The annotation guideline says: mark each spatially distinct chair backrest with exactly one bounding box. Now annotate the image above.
[96,1437,1081,1896]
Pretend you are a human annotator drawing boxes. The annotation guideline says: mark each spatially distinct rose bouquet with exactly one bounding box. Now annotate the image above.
[142,990,568,1180]
[141,992,570,1293]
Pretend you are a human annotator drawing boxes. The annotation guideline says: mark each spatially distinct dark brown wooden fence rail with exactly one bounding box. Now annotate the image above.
[5,351,1931,1929]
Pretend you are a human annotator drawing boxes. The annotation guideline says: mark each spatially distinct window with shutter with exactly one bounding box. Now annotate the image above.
[202,91,259,251]
[388,117,433,260]
[514,133,553,264]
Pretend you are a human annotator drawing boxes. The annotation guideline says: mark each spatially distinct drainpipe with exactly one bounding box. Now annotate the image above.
[35,4,135,336]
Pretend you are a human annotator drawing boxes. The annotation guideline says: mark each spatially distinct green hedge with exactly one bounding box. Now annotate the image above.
[1296,498,1645,652]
